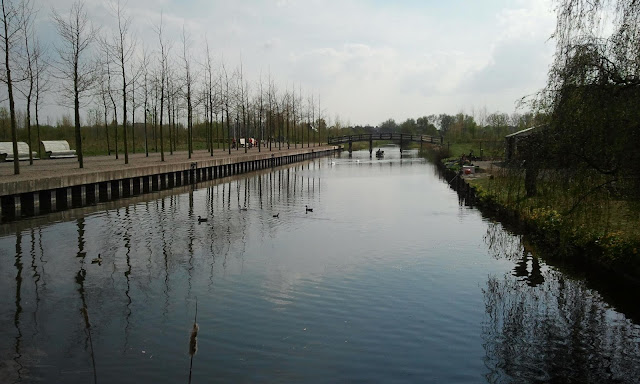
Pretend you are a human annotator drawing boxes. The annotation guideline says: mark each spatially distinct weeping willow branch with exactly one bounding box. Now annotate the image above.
[564,178,617,215]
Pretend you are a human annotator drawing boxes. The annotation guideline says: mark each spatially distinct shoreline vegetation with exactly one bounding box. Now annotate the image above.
[427,145,640,286]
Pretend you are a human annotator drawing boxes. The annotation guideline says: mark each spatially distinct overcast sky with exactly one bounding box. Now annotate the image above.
[28,0,556,127]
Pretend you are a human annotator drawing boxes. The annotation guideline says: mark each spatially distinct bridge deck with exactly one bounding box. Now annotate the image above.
[328,133,442,145]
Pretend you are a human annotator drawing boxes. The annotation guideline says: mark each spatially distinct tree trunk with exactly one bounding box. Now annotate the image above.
[26,100,32,164]
[525,163,538,197]
[167,87,173,155]
[3,1,19,174]
[122,69,128,164]
[75,67,83,168]
[104,107,110,155]
[159,75,165,162]
[35,101,41,159]
[132,79,136,154]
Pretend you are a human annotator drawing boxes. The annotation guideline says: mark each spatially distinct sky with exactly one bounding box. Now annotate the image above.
[25,0,557,127]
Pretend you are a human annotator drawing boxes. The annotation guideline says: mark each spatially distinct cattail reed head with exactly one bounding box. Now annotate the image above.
[189,323,199,356]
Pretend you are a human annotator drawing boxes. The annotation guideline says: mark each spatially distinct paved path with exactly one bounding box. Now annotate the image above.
[1,146,335,195]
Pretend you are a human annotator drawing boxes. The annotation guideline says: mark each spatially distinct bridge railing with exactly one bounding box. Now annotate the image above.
[327,133,443,145]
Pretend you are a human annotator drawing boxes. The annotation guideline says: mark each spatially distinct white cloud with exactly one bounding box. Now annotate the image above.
[459,0,555,113]
[5,0,558,126]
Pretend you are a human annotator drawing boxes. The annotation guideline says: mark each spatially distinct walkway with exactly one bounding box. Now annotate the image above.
[0,146,335,196]
[0,145,337,222]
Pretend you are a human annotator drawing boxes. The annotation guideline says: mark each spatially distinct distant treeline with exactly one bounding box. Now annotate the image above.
[331,111,543,142]
[0,106,544,156]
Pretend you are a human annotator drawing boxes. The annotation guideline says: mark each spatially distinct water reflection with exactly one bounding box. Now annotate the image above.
[484,222,545,287]
[29,228,42,342]
[1,153,640,383]
[74,220,96,383]
[123,206,133,350]
[512,250,544,287]
[0,160,325,381]
[483,222,640,383]
[13,231,23,382]
[483,270,640,383]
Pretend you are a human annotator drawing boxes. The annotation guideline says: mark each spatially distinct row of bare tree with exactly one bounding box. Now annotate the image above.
[1,0,326,175]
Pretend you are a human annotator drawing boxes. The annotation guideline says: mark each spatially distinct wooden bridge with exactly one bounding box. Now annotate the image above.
[327,133,443,154]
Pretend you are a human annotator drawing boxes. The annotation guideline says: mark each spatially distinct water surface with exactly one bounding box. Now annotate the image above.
[1,148,639,383]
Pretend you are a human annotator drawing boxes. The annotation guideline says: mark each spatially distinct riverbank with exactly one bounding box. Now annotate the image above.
[438,157,640,285]
[0,146,337,221]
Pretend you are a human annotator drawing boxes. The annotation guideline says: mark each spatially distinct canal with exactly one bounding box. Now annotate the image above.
[1,147,639,383]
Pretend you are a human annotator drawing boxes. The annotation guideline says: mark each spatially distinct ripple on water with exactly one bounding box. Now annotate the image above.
[2,150,640,383]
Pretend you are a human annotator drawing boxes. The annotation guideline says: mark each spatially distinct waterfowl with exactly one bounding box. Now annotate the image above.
[273,213,279,218]
[239,206,248,211]
[305,205,313,213]
[91,254,103,265]
[198,215,208,223]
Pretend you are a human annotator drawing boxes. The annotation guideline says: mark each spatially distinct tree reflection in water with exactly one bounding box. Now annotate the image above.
[483,223,640,383]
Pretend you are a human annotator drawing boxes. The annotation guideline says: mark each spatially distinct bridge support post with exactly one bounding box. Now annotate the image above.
[400,134,403,154]
[348,140,352,154]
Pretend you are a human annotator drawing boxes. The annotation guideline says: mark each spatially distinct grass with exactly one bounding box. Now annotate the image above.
[465,166,640,274]
[443,140,505,160]
[426,137,640,280]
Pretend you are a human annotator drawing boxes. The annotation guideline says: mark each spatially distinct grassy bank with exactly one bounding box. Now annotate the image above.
[440,140,504,160]
[439,154,640,283]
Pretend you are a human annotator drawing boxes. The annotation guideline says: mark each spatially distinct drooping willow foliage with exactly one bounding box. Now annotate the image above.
[551,0,640,89]
[529,0,640,200]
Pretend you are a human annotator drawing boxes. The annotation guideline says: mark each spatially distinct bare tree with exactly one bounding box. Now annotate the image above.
[221,60,232,154]
[244,79,251,151]
[281,90,289,149]
[104,57,119,158]
[153,12,168,161]
[181,24,193,158]
[236,58,249,153]
[291,83,296,148]
[170,67,179,153]
[141,46,151,156]
[267,72,276,151]
[298,83,303,147]
[165,62,175,155]
[129,60,137,154]
[52,1,98,168]
[99,73,111,155]
[1,0,25,174]
[151,70,158,152]
[317,93,321,145]
[256,72,265,151]
[101,0,136,164]
[307,93,313,148]
[251,90,261,151]
[204,36,215,155]
[33,37,49,159]
[17,0,36,165]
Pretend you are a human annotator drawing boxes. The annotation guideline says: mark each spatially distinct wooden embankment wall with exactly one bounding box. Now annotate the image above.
[0,147,337,222]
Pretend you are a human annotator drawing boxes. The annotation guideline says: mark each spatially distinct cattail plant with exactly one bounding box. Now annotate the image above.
[188,299,199,383]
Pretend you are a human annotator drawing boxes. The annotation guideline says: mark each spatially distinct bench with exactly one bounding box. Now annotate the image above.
[41,140,77,159]
[239,138,255,148]
[0,141,38,161]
